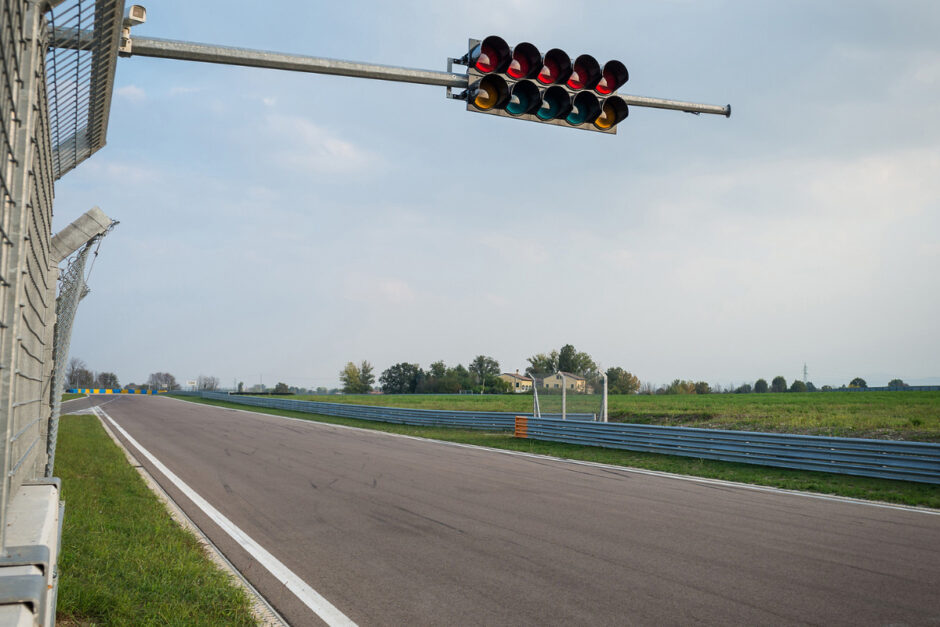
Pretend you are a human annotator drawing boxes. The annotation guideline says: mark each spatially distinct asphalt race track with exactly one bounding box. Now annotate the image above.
[69,395,940,626]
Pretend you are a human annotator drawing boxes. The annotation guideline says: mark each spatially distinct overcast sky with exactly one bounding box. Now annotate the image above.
[53,0,940,390]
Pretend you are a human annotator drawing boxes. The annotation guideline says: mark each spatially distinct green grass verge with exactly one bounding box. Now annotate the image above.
[283,391,940,441]
[61,393,85,402]
[54,414,257,626]
[174,395,940,509]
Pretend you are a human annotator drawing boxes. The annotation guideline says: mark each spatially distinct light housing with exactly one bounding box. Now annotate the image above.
[507,42,541,80]
[536,85,572,120]
[469,75,509,110]
[462,37,628,134]
[593,96,629,129]
[470,35,511,74]
[568,54,601,91]
[506,80,541,116]
[566,92,601,126]
[596,60,628,95]
[537,48,572,85]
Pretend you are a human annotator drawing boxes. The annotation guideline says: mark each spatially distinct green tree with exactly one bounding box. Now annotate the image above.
[735,383,753,394]
[428,360,447,380]
[526,350,559,376]
[557,344,598,377]
[359,360,375,391]
[789,380,807,393]
[237,381,244,393]
[605,367,640,394]
[770,376,787,393]
[821,385,833,392]
[849,377,867,389]
[340,360,374,394]
[95,371,120,388]
[469,355,501,391]
[273,382,290,393]
[380,363,423,394]
[339,362,362,394]
[693,381,711,395]
[666,379,696,394]
[417,360,455,394]
[450,364,473,391]
[754,378,768,393]
[888,378,908,390]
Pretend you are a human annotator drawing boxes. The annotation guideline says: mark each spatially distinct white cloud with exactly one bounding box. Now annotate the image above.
[264,114,379,174]
[73,160,161,186]
[169,86,203,96]
[115,85,145,102]
[342,275,416,306]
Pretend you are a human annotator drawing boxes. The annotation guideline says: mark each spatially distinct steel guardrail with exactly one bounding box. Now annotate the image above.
[513,417,940,484]
[175,392,940,483]
[176,391,595,429]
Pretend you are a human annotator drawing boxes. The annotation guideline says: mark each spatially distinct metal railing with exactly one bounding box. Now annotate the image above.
[1,7,120,624]
[175,391,595,429]
[514,417,940,485]
[174,393,940,484]
[46,0,123,179]
[1,0,58,547]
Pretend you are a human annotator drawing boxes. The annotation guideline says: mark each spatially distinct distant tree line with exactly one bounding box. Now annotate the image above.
[64,358,189,391]
[339,344,642,395]
[339,357,512,395]
[648,375,903,395]
[66,358,120,389]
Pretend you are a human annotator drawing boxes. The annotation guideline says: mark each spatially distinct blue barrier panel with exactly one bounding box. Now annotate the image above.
[174,392,940,483]
[515,417,940,484]
[187,391,595,430]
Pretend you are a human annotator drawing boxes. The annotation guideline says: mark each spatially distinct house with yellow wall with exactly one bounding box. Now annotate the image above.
[500,371,533,393]
[538,371,588,393]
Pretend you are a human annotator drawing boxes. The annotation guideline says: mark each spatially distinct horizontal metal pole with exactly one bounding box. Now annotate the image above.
[50,28,730,117]
[620,94,731,117]
[128,36,470,89]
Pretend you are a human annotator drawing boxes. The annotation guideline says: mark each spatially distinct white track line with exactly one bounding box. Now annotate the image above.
[96,405,357,627]
[161,394,940,517]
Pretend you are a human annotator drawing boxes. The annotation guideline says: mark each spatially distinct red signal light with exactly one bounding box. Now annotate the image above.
[507,42,541,80]
[537,49,572,85]
[470,35,511,74]
[567,54,600,91]
[596,60,628,95]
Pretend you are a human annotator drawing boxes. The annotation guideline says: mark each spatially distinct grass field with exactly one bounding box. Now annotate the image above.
[61,392,85,402]
[176,395,940,509]
[288,391,940,441]
[54,414,257,626]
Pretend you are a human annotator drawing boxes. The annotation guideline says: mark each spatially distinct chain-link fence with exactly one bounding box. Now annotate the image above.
[44,240,93,477]
[1,0,121,551]
[0,0,57,548]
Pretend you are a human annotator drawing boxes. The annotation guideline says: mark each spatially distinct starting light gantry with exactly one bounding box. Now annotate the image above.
[458,36,635,133]
[79,9,731,137]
